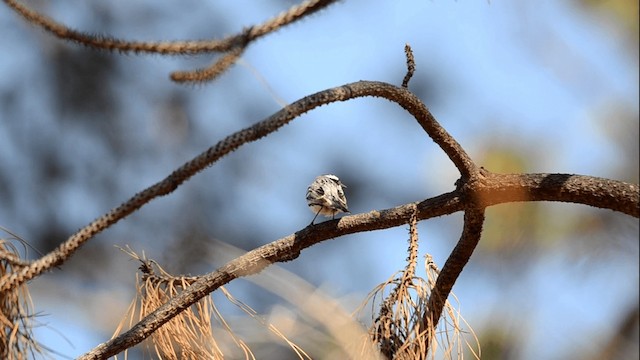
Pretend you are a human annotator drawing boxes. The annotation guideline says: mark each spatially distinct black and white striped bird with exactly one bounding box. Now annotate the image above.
[306,174,349,225]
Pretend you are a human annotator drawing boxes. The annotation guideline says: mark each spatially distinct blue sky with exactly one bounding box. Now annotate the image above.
[1,0,638,358]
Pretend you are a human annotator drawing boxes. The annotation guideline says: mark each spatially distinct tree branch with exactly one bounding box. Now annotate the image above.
[422,207,485,340]
[478,172,639,217]
[2,0,339,55]
[0,81,469,292]
[2,0,340,82]
[79,171,638,359]
[3,2,636,358]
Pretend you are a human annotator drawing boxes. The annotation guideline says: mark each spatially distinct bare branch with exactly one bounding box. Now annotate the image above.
[170,46,246,83]
[402,43,415,88]
[2,0,340,83]
[3,0,338,55]
[80,171,638,358]
[2,2,637,358]
[0,80,471,293]
[422,207,485,342]
[420,169,639,345]
[477,172,639,217]
[79,196,461,360]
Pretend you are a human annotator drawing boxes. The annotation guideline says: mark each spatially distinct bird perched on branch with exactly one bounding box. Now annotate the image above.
[306,174,349,225]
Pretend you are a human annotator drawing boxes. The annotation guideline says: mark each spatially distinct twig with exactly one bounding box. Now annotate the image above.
[402,43,415,88]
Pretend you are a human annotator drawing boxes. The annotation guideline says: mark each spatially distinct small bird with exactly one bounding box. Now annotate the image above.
[306,174,349,225]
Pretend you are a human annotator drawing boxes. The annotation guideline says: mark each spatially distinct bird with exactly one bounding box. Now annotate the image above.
[306,174,349,225]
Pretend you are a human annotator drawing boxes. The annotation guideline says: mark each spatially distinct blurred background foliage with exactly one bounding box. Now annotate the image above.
[0,0,637,358]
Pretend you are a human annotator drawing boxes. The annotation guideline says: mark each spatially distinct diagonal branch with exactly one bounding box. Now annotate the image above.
[421,206,485,340]
[0,81,470,293]
[79,172,638,359]
[79,196,463,360]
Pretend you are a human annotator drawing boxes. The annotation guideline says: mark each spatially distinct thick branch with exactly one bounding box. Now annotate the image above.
[81,171,638,359]
[421,170,638,344]
[80,195,462,360]
[478,172,639,217]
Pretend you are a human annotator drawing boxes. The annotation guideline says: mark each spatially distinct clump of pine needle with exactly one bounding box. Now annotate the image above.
[113,247,311,360]
[0,234,47,360]
[357,209,480,360]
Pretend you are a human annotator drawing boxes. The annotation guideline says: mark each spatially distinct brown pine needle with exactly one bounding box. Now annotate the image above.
[0,237,47,359]
[112,246,317,359]
[356,212,480,360]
